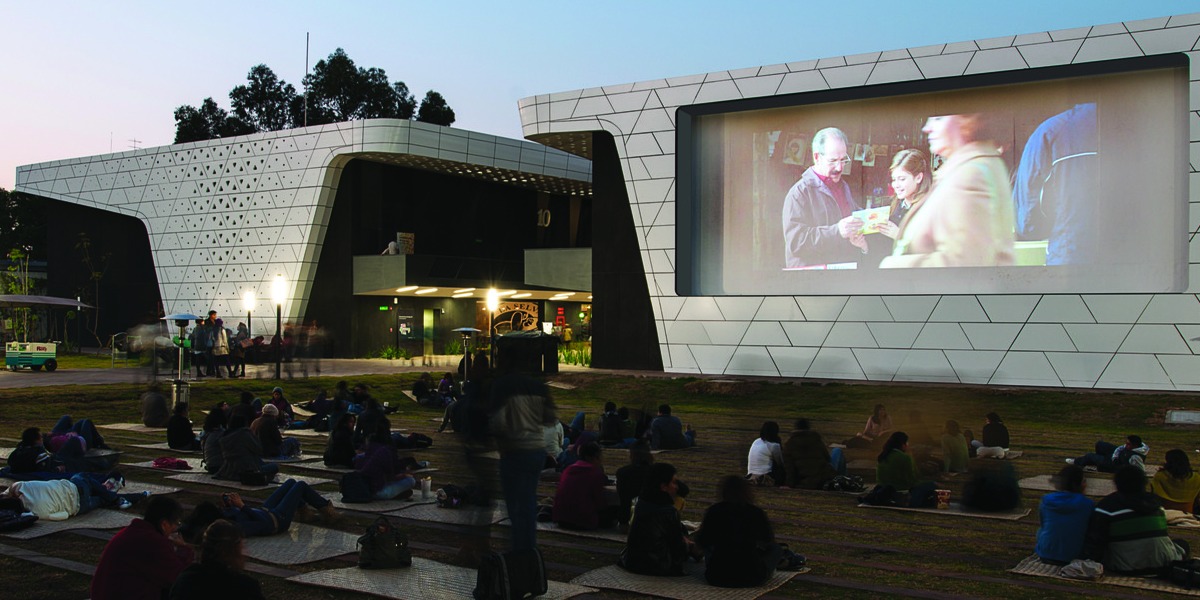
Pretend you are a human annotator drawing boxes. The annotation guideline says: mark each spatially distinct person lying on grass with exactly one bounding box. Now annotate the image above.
[178,479,339,539]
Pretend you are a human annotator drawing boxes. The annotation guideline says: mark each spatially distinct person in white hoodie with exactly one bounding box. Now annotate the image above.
[0,472,145,520]
[1067,435,1148,473]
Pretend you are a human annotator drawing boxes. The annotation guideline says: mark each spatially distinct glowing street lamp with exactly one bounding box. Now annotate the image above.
[486,288,499,367]
[271,275,286,379]
[242,290,255,340]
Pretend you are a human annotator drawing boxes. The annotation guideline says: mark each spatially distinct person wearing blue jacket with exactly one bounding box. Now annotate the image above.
[1036,465,1094,564]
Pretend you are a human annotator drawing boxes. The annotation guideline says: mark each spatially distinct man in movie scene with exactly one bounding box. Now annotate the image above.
[781,127,868,268]
[880,113,1015,269]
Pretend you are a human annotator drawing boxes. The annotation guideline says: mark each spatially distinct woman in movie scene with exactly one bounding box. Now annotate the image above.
[878,148,932,245]
[881,113,1015,268]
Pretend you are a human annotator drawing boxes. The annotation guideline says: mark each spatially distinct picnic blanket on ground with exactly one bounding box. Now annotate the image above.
[570,561,801,600]
[533,520,625,542]
[97,423,165,433]
[242,522,358,565]
[283,428,327,438]
[165,472,334,491]
[129,442,200,454]
[0,508,134,539]
[857,502,1030,521]
[1009,554,1200,596]
[319,492,437,513]
[288,559,595,600]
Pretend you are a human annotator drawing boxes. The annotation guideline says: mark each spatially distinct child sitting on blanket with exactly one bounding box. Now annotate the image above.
[179,480,339,540]
[1036,465,1093,565]
[171,519,265,600]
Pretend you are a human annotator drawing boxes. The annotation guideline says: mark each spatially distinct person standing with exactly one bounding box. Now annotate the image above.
[781,126,867,267]
[489,355,557,550]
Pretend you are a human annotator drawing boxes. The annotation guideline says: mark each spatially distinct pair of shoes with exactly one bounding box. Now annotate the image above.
[117,499,133,510]
[1065,458,1076,465]
[104,475,126,493]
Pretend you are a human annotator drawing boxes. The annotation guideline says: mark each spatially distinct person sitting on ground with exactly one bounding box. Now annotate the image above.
[1035,465,1094,565]
[618,462,700,576]
[414,372,441,407]
[228,392,257,426]
[140,383,171,428]
[615,440,654,531]
[553,442,618,530]
[960,460,1021,512]
[170,519,265,600]
[618,407,638,441]
[214,416,279,482]
[0,470,147,519]
[323,413,357,468]
[599,402,625,446]
[941,420,969,474]
[649,404,695,450]
[971,412,1010,458]
[1151,449,1200,514]
[47,414,110,451]
[167,403,201,452]
[842,404,892,449]
[299,390,335,431]
[8,427,67,474]
[1068,434,1148,473]
[746,421,785,486]
[354,396,387,447]
[696,475,786,588]
[354,420,418,500]
[202,405,228,475]
[542,418,564,469]
[782,418,840,489]
[179,480,339,540]
[251,404,300,458]
[266,387,295,427]
[876,431,937,507]
[1085,465,1188,574]
[438,372,459,404]
[90,496,193,600]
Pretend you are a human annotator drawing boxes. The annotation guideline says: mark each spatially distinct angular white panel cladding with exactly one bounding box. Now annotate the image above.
[807,347,866,380]
[1096,354,1174,390]
[866,323,924,349]
[881,296,939,322]
[1157,355,1200,387]
[1140,295,1200,324]
[780,322,833,346]
[964,47,1029,74]
[776,71,829,95]
[1075,34,1142,63]
[667,344,699,372]
[1011,324,1077,352]
[1117,325,1191,354]
[690,344,736,373]
[944,350,1006,385]
[1082,295,1152,323]
[928,297,988,323]
[768,346,820,377]
[714,297,764,321]
[978,296,1040,323]
[754,297,806,321]
[733,75,784,99]
[1131,25,1200,55]
[839,296,893,322]
[742,322,792,346]
[701,321,750,345]
[866,60,924,85]
[1028,296,1096,323]
[1046,352,1114,388]
[794,297,848,321]
[852,348,906,381]
[825,322,877,348]
[676,297,724,320]
[990,352,1063,387]
[726,346,781,376]
[912,323,972,350]
[664,321,711,345]
[1063,324,1134,353]
[820,64,874,88]
[893,350,959,383]
[1017,40,1085,68]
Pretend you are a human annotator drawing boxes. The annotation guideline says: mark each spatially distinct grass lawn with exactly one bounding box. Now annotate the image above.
[0,371,1198,598]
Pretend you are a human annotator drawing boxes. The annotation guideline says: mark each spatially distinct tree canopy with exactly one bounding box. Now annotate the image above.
[173,48,454,143]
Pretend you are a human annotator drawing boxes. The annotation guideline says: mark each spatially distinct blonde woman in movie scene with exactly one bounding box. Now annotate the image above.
[881,113,1015,268]
[877,148,932,243]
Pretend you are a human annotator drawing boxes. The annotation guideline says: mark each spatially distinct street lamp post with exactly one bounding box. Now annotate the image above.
[243,290,255,340]
[271,275,286,380]
[485,288,499,369]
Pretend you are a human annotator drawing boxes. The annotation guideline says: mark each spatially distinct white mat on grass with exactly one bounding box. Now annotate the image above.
[534,520,625,542]
[570,561,800,600]
[857,502,1030,521]
[289,559,595,599]
[130,442,200,454]
[97,423,165,433]
[387,500,508,525]
[1010,554,1200,596]
[284,428,327,438]
[242,522,357,565]
[165,471,334,491]
[320,492,437,513]
[1,508,134,539]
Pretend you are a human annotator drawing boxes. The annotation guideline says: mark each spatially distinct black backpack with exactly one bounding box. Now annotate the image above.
[340,471,373,503]
[0,509,37,533]
[860,484,899,506]
[474,548,547,600]
[357,516,411,569]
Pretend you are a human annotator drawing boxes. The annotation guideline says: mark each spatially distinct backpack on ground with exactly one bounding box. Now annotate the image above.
[437,484,467,508]
[357,515,411,569]
[474,547,547,600]
[859,484,899,506]
[822,474,865,493]
[1170,558,1200,588]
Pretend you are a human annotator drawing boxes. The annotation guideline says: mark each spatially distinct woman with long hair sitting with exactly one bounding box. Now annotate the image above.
[875,431,936,507]
[746,421,784,486]
[1151,449,1200,514]
[170,519,265,599]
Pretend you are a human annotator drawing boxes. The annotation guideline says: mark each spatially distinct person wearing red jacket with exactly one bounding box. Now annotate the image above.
[553,442,617,530]
[91,496,194,600]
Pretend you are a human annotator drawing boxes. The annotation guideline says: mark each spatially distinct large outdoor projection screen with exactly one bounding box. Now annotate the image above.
[675,54,1189,296]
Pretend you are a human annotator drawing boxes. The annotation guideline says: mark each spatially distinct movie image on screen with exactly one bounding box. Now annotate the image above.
[676,54,1189,296]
